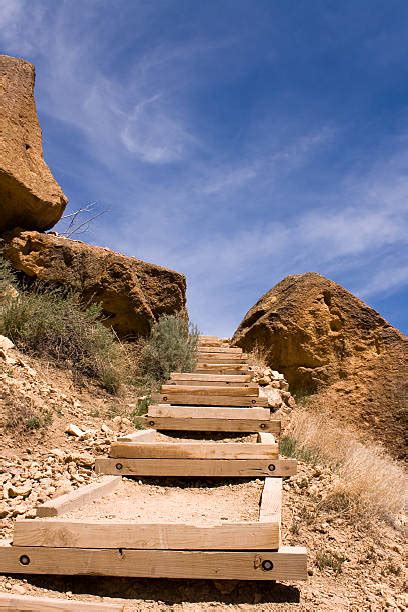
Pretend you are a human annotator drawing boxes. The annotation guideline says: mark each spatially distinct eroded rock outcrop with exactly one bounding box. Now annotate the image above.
[233,272,408,458]
[0,55,67,233]
[3,230,187,338]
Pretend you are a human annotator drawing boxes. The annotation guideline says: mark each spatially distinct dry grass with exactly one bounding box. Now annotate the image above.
[283,408,407,523]
[247,341,270,367]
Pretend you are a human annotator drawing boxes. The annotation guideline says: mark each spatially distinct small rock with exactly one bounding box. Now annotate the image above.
[65,423,86,438]
[8,484,32,499]
[0,335,14,351]
[0,503,9,519]
[101,423,113,434]
[271,370,284,380]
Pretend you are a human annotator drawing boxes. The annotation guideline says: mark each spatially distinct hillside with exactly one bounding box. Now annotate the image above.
[0,342,406,610]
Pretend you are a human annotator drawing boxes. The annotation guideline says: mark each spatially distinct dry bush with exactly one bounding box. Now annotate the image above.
[5,403,52,432]
[283,408,407,523]
[247,341,270,367]
[0,268,125,393]
[136,314,199,390]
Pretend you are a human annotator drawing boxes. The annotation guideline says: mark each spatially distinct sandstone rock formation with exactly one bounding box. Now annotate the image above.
[233,272,408,459]
[0,55,68,233]
[3,230,187,338]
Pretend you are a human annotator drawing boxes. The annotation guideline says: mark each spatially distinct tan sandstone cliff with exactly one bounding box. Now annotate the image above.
[233,272,408,459]
[0,55,68,232]
[3,230,187,338]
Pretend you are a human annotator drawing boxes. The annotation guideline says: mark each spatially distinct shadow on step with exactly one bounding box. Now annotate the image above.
[25,575,301,605]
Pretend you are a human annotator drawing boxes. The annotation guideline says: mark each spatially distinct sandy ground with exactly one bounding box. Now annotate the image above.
[59,477,264,523]
[154,432,258,443]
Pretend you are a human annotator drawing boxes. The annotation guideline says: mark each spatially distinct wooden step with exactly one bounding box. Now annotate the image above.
[13,521,280,552]
[196,363,250,374]
[109,442,278,460]
[167,379,257,388]
[154,393,268,407]
[196,353,247,363]
[196,347,242,354]
[95,457,297,477]
[170,372,252,383]
[0,593,124,611]
[0,542,307,580]
[140,415,281,433]
[160,385,258,397]
[148,405,271,420]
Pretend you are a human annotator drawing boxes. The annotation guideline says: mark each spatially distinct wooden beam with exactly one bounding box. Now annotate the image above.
[0,543,308,580]
[196,347,242,354]
[147,405,270,420]
[259,478,282,525]
[95,457,297,477]
[196,354,247,363]
[166,380,257,388]
[0,593,124,611]
[140,415,281,434]
[155,393,268,407]
[170,372,252,383]
[36,476,121,518]
[109,442,278,460]
[116,429,156,443]
[160,385,258,397]
[196,364,250,374]
[13,520,279,550]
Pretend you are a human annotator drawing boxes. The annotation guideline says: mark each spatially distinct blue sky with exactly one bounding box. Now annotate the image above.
[1,0,408,336]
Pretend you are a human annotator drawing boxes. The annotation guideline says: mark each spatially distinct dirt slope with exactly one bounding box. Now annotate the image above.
[232,273,408,460]
[0,345,405,610]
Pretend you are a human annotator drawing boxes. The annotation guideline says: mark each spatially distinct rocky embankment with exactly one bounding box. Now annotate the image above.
[0,336,136,535]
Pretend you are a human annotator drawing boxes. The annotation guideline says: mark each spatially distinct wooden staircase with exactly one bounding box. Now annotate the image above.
[0,335,307,593]
[143,335,281,433]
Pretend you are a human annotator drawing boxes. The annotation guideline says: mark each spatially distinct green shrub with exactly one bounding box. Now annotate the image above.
[0,284,123,393]
[136,314,199,388]
[5,404,53,432]
[315,551,346,574]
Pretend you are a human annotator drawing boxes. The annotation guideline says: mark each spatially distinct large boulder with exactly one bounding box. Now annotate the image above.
[233,272,408,458]
[2,230,187,338]
[0,55,68,233]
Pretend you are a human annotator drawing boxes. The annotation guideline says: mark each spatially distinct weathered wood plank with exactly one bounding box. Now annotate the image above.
[36,476,121,518]
[13,520,279,550]
[196,354,247,363]
[0,543,307,580]
[259,477,283,524]
[0,593,124,611]
[166,379,257,388]
[147,405,270,420]
[116,429,156,443]
[155,393,268,407]
[196,364,250,374]
[95,457,297,477]
[109,442,278,460]
[160,385,258,397]
[140,415,281,434]
[170,372,252,383]
[196,347,242,354]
